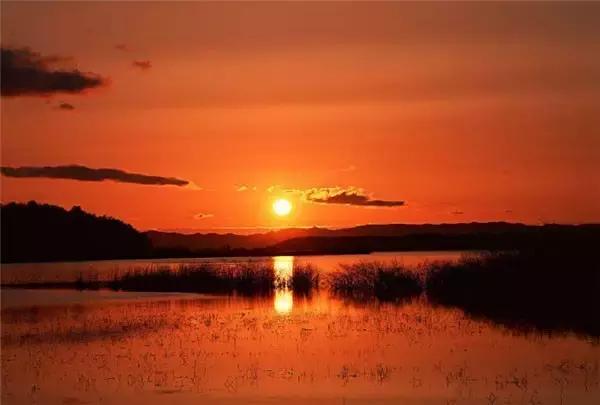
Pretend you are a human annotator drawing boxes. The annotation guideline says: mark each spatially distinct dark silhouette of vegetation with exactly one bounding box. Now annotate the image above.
[425,249,600,337]
[290,264,320,295]
[4,263,321,297]
[110,264,276,296]
[112,262,319,296]
[329,261,423,302]
[1,201,150,263]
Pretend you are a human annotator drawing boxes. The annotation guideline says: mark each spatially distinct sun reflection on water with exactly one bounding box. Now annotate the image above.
[273,256,294,315]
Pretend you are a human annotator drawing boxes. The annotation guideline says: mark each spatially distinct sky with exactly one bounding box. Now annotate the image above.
[1,1,599,232]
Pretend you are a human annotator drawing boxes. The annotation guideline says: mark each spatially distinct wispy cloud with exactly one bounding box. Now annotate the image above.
[57,102,75,111]
[115,44,131,52]
[193,213,214,220]
[269,185,404,208]
[1,165,189,187]
[236,184,257,192]
[1,47,106,97]
[132,60,152,70]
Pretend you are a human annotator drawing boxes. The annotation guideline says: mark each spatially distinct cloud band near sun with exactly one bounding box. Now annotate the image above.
[1,47,106,97]
[269,186,404,207]
[1,165,189,187]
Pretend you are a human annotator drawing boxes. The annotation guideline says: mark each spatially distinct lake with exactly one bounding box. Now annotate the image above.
[0,250,470,284]
[1,251,599,404]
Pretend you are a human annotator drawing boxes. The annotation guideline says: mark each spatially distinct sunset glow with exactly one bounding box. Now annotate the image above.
[1,2,598,231]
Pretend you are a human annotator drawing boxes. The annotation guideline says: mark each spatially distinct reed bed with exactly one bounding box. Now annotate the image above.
[328,261,423,301]
[102,262,319,296]
[425,250,600,336]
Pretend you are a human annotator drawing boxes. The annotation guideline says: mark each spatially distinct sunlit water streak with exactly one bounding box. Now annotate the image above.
[273,256,294,315]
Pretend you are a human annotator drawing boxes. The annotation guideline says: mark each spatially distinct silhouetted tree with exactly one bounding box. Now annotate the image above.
[1,201,151,263]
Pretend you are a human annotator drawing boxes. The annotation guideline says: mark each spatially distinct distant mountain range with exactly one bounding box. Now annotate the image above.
[146,222,600,256]
[146,222,535,251]
[2,201,599,263]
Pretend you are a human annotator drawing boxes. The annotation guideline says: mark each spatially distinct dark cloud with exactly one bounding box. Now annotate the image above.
[115,44,131,52]
[132,60,152,70]
[1,47,106,97]
[57,102,75,111]
[1,165,189,187]
[305,188,404,207]
[270,186,404,208]
[451,210,465,215]
[193,213,214,220]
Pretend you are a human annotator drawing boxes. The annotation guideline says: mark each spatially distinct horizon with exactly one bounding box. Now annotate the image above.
[3,199,598,237]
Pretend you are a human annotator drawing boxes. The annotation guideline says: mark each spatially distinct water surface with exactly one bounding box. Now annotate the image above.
[2,253,598,404]
[1,250,468,284]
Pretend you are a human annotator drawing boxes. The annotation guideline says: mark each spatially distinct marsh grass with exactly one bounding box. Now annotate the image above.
[109,263,272,295]
[57,262,323,296]
[291,264,320,295]
[328,261,423,301]
[425,250,600,336]
[3,249,598,336]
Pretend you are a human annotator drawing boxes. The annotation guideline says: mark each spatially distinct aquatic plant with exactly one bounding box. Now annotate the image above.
[425,249,600,336]
[328,261,423,301]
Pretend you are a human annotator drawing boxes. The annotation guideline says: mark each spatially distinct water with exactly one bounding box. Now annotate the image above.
[2,252,599,404]
[0,250,469,284]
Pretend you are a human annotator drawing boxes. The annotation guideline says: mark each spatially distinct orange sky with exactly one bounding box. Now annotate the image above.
[1,2,599,232]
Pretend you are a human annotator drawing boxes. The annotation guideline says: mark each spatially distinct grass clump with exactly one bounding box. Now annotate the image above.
[329,261,422,301]
[291,264,320,295]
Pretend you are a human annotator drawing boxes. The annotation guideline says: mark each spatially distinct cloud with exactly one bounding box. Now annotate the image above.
[305,187,405,207]
[115,44,131,52]
[269,185,404,208]
[132,60,152,70]
[1,47,106,97]
[1,165,189,187]
[193,213,214,220]
[236,184,257,192]
[451,210,465,215]
[57,102,75,111]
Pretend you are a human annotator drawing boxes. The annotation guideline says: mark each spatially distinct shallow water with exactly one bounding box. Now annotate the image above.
[0,251,468,284]
[2,253,599,404]
[2,290,599,405]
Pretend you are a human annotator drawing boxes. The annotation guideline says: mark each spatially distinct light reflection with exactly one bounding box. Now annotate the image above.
[274,289,293,315]
[273,256,293,288]
[273,256,294,315]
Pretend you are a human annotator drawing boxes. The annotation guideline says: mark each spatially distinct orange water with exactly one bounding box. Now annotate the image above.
[2,288,598,405]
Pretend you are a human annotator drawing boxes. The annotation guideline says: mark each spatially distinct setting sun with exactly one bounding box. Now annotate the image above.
[273,198,292,217]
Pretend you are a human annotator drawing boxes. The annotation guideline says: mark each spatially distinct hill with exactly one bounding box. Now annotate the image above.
[1,201,151,263]
[145,222,565,252]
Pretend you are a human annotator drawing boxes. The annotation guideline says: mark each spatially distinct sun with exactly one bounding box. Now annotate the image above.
[273,198,292,217]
